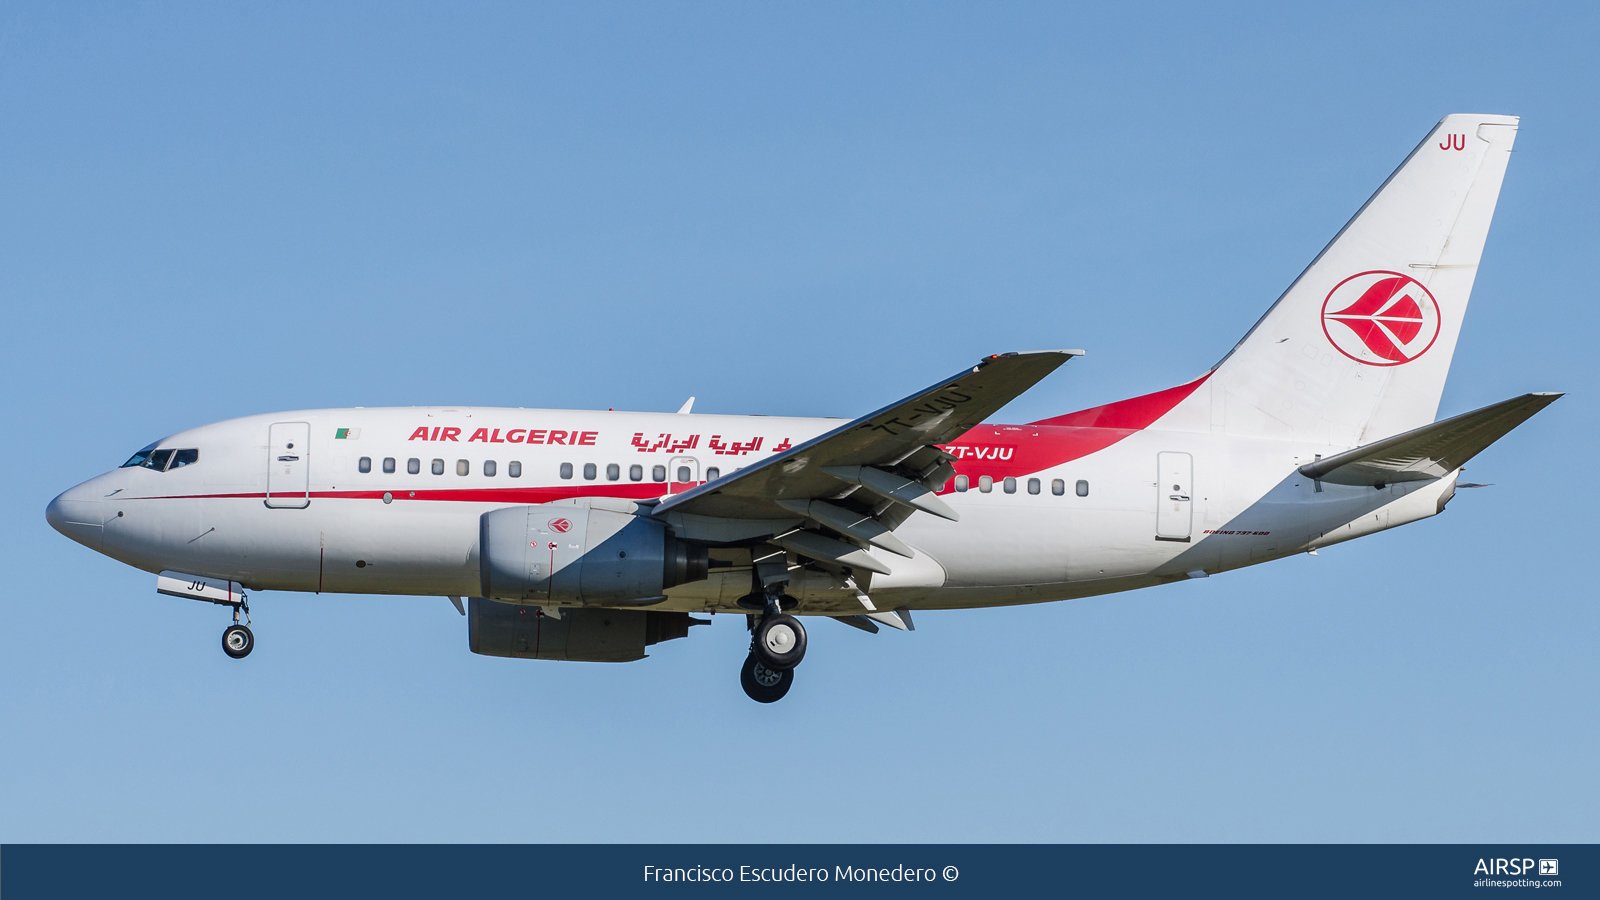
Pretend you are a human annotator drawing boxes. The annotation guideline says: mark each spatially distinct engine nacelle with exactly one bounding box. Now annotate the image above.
[468,598,703,662]
[478,498,708,605]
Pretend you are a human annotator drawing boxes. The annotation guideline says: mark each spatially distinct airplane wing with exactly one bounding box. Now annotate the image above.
[1297,392,1562,487]
[650,350,1081,573]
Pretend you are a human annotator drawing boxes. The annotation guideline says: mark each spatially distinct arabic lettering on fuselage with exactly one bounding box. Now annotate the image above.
[632,434,794,455]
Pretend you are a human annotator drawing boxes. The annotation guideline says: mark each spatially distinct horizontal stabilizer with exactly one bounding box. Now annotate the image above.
[1298,392,1561,487]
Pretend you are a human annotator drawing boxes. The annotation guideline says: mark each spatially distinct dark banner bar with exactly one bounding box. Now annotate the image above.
[2,844,1591,898]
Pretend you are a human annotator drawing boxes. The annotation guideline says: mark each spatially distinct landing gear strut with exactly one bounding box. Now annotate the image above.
[738,571,807,702]
[221,598,253,659]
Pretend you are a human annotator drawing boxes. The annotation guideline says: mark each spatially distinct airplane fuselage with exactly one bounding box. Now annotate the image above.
[50,402,1453,616]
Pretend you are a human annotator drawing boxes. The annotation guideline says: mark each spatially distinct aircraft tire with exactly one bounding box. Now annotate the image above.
[752,613,806,670]
[222,624,254,659]
[740,653,793,703]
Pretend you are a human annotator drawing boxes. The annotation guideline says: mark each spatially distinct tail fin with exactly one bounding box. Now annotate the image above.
[1203,114,1519,446]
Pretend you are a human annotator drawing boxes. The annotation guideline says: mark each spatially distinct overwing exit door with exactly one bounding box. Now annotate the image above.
[668,456,700,494]
[1155,451,1193,541]
[266,422,311,508]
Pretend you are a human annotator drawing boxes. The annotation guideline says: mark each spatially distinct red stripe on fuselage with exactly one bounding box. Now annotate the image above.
[137,483,692,504]
[938,373,1210,484]
[1028,373,1210,429]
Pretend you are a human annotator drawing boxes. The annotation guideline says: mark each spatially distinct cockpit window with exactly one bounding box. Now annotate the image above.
[118,443,195,472]
[121,442,160,468]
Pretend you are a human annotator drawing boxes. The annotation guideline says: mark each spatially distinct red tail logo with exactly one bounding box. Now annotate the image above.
[1320,271,1441,366]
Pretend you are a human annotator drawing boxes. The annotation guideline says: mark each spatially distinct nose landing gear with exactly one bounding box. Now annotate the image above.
[221,599,253,659]
[222,624,254,658]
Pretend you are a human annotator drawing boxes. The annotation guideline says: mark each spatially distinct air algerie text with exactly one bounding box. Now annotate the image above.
[407,426,598,446]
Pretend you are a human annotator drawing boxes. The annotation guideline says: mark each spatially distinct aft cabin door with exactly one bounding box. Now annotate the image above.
[1155,451,1193,542]
[266,422,311,508]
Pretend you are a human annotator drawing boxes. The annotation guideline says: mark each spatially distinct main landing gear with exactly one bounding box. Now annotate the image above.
[221,598,254,659]
[739,589,808,703]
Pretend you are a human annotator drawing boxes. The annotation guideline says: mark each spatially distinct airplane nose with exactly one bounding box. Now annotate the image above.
[46,486,106,552]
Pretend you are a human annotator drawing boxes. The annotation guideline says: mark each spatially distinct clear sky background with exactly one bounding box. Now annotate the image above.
[2,2,1594,842]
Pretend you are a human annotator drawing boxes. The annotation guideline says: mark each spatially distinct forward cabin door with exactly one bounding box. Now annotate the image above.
[266,422,312,508]
[1155,451,1193,542]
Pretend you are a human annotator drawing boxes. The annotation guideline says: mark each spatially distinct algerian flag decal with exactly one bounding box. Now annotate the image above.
[335,428,361,440]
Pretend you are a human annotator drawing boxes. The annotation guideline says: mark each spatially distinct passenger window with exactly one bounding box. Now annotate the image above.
[583,463,597,480]
[606,463,620,481]
[978,475,993,493]
[652,465,666,483]
[407,458,421,475]
[706,467,720,481]
[676,466,691,483]
[383,457,396,474]
[954,474,969,492]
[1027,477,1040,495]
[1003,476,1017,494]
[170,449,199,469]
[358,457,372,473]
[560,462,573,480]
[508,461,522,478]
[1076,479,1089,497]
[431,459,445,475]
[484,460,497,477]
[1052,478,1065,496]
[145,449,174,471]
[456,460,469,476]
[630,464,644,482]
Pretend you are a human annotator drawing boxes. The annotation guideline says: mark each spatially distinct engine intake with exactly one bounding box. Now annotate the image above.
[479,499,708,605]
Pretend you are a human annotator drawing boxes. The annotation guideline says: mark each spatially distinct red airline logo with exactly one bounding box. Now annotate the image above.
[548,518,572,534]
[1320,271,1441,366]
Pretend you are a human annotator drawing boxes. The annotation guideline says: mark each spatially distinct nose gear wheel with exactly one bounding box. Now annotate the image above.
[222,624,254,659]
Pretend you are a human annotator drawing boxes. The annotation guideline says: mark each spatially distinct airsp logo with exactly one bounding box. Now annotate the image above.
[1320,270,1441,366]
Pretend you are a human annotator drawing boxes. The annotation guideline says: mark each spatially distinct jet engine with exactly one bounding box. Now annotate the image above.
[468,598,704,662]
[478,498,708,605]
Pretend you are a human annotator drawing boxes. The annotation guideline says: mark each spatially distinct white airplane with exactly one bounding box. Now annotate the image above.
[47,114,1558,702]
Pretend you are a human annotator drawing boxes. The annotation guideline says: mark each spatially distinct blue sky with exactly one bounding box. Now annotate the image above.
[2,2,1594,842]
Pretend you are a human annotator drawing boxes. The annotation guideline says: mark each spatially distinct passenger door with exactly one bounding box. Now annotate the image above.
[1155,451,1193,542]
[266,422,311,508]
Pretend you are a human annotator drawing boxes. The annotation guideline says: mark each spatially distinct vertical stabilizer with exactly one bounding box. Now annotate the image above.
[1203,114,1519,446]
